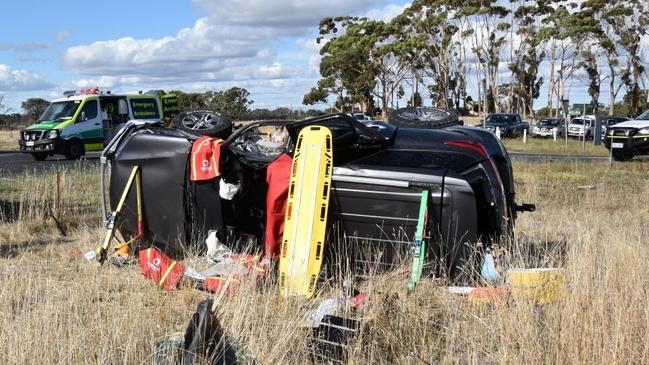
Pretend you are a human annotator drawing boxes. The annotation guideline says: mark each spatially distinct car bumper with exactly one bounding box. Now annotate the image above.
[18,138,63,154]
[604,135,649,152]
[531,130,558,137]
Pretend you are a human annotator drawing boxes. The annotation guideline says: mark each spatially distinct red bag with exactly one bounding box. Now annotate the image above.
[139,247,185,291]
[203,276,239,293]
[264,153,292,258]
[190,136,223,181]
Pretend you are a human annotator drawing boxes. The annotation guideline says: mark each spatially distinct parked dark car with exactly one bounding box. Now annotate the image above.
[102,110,533,282]
[481,113,529,137]
[601,116,629,137]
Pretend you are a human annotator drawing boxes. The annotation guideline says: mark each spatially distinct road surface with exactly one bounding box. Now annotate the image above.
[0,151,101,176]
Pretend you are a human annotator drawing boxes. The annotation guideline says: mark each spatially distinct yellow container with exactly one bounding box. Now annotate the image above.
[508,268,564,305]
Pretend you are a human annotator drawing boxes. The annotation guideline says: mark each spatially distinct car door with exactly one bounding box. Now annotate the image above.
[60,98,104,151]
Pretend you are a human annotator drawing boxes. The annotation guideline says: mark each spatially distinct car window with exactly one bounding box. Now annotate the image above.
[487,115,516,124]
[129,98,160,119]
[571,119,584,125]
[636,110,649,120]
[78,99,98,122]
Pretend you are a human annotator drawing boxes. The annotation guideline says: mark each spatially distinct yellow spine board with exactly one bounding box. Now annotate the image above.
[279,126,333,298]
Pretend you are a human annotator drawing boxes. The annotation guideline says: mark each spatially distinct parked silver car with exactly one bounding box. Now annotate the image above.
[531,118,564,138]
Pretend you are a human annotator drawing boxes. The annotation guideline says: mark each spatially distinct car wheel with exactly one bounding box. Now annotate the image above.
[388,107,458,129]
[172,110,232,139]
[64,139,84,160]
[612,150,634,162]
[32,152,48,161]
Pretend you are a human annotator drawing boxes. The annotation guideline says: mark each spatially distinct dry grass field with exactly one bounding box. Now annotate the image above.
[0,130,19,150]
[1,159,648,364]
[503,137,609,157]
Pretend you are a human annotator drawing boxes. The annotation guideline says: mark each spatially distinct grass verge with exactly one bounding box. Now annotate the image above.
[503,136,609,156]
[0,160,648,363]
[0,130,19,150]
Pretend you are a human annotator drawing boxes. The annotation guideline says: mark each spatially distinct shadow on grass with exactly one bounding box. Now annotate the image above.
[0,199,20,222]
[0,236,72,258]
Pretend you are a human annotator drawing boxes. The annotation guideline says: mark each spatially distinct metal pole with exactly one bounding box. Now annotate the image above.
[523,129,527,144]
[55,171,61,218]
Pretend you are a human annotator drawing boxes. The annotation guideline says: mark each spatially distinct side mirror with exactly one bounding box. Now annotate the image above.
[80,111,86,121]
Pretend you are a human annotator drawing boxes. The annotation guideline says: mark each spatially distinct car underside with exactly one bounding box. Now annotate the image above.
[102,113,533,282]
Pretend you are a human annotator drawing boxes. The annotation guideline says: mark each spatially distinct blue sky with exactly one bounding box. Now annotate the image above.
[0,0,408,111]
[0,0,627,113]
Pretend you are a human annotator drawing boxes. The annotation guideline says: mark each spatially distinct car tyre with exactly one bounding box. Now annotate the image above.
[32,152,48,161]
[172,110,232,139]
[64,139,84,160]
[388,107,458,129]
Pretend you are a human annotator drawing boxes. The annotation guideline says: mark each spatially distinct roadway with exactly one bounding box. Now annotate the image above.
[0,151,101,177]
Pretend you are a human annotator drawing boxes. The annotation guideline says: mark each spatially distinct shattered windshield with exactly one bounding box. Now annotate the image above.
[38,101,79,122]
[636,110,649,120]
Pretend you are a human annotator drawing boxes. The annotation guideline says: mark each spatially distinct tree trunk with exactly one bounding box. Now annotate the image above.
[609,62,616,116]
[547,39,557,115]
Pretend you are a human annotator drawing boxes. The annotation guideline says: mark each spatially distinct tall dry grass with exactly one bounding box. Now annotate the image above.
[0,160,648,364]
[0,130,19,150]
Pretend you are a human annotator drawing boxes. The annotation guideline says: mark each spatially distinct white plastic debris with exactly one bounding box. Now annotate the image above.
[219,179,240,200]
[306,299,339,327]
[205,230,231,262]
[480,252,501,284]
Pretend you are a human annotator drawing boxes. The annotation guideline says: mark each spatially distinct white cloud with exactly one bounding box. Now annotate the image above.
[0,64,53,92]
[61,17,284,82]
[60,0,393,101]
[192,0,386,28]
[363,3,408,22]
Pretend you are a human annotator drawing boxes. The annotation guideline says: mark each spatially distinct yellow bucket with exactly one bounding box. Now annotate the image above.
[508,268,564,305]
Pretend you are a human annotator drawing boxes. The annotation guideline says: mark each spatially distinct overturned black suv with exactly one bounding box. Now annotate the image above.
[102,108,533,281]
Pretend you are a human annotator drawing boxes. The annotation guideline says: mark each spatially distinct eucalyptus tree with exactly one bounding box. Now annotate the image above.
[394,0,467,110]
[303,16,376,113]
[596,1,648,115]
[455,0,510,113]
[507,0,552,118]
[539,1,590,117]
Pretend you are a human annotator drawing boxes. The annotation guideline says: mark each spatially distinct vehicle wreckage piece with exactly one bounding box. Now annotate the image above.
[102,112,535,284]
[279,126,333,298]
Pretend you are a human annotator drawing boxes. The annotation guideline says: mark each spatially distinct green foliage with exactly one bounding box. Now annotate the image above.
[21,98,49,123]
[206,87,253,119]
[170,87,253,119]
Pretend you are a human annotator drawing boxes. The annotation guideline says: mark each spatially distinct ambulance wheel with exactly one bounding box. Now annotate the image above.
[64,139,84,160]
[32,152,48,161]
[172,110,232,139]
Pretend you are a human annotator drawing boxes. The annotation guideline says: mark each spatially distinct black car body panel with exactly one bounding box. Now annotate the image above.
[109,128,192,256]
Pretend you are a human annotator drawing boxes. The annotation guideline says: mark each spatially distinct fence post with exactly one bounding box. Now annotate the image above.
[55,171,61,218]
[523,129,527,144]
